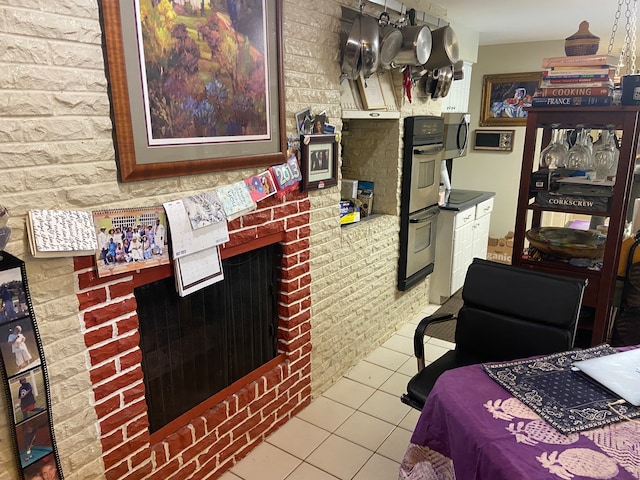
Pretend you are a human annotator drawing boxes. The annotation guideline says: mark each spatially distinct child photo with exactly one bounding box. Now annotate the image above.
[10,366,46,424]
[15,412,53,468]
[0,319,41,378]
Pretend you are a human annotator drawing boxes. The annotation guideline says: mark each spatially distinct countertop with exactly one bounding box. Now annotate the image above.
[439,189,495,212]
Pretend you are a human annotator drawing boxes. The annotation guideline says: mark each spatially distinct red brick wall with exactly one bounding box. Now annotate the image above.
[74,193,312,480]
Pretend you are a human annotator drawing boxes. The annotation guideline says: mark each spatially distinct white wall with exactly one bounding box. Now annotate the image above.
[451,40,565,236]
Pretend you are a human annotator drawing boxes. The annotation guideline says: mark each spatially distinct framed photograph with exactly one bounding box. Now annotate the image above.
[300,135,338,191]
[480,72,542,126]
[100,0,286,182]
[295,107,312,135]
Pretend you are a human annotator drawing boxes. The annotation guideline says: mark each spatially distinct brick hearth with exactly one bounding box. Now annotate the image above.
[73,193,312,480]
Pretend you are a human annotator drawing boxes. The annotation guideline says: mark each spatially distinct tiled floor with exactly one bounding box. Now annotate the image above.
[220,303,454,480]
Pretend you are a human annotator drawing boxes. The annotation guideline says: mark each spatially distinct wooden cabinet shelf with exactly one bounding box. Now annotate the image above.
[512,106,640,346]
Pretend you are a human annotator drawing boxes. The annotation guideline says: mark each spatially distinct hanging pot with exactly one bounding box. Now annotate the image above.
[378,12,403,69]
[392,9,432,67]
[341,15,362,81]
[360,14,380,78]
[423,25,459,70]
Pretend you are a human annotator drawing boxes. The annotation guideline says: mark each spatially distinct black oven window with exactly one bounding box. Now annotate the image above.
[135,243,280,433]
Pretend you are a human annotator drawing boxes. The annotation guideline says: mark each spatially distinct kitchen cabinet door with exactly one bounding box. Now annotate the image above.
[452,219,474,293]
[472,213,491,261]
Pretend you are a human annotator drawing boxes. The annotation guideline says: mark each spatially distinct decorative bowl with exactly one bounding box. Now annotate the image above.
[525,227,606,259]
[564,21,599,57]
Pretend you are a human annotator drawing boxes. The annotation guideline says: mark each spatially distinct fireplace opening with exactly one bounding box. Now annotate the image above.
[135,243,281,433]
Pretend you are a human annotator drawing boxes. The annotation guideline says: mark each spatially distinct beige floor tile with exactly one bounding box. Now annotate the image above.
[352,453,401,480]
[364,346,410,371]
[321,377,376,410]
[376,427,413,463]
[398,407,421,432]
[379,370,411,397]
[285,462,340,480]
[398,356,419,377]
[306,434,373,480]
[344,361,393,389]
[296,396,355,432]
[267,417,330,460]
[395,322,417,338]
[217,471,242,480]
[334,410,395,451]
[359,389,411,425]
[230,442,301,480]
[424,342,451,363]
[381,333,413,354]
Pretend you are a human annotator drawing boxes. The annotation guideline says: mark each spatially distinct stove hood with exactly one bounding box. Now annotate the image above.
[341,70,401,119]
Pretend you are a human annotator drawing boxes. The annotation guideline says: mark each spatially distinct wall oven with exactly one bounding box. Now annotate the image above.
[398,116,444,291]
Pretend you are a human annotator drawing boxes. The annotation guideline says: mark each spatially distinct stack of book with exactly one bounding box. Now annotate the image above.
[532,54,618,107]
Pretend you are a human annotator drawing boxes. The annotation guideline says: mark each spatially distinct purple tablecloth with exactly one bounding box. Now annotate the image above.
[399,363,640,480]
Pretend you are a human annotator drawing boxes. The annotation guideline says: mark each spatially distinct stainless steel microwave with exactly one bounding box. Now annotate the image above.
[473,129,515,152]
[442,113,470,159]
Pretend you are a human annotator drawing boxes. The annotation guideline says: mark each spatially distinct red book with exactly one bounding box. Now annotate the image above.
[538,86,613,97]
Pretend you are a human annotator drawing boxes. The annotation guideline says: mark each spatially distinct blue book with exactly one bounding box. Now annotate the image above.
[531,96,613,107]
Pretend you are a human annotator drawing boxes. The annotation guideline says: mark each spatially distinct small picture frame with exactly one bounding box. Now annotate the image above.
[295,107,312,135]
[300,135,338,191]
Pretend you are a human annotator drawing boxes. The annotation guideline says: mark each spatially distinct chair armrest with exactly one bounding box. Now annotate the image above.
[413,313,455,370]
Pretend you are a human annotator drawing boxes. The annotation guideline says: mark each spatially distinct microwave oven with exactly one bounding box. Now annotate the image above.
[473,129,515,152]
[442,113,470,159]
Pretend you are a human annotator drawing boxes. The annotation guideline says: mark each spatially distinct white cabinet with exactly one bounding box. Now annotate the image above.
[429,196,494,304]
[440,61,473,114]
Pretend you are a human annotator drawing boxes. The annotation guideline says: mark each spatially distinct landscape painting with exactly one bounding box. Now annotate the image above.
[100,0,286,182]
[138,0,270,144]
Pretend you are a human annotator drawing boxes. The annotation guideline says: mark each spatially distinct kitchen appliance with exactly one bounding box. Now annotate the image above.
[398,116,444,291]
[473,129,515,152]
[442,112,470,159]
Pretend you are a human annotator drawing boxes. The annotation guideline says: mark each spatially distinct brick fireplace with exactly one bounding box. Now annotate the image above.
[73,193,312,480]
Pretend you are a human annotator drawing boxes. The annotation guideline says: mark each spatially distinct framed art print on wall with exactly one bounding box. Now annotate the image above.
[300,135,338,191]
[99,0,287,182]
[480,72,542,127]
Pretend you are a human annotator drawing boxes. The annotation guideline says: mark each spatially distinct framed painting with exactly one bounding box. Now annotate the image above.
[100,0,286,182]
[480,72,542,127]
[300,135,338,191]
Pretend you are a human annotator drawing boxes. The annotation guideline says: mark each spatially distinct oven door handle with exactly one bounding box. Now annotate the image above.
[413,145,444,156]
[409,210,439,224]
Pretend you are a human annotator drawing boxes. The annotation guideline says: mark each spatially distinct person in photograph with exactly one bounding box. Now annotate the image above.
[1,284,17,321]
[18,287,27,315]
[39,457,59,480]
[313,119,324,134]
[153,218,165,255]
[97,227,108,265]
[129,234,144,262]
[105,238,117,264]
[146,225,155,248]
[141,235,153,260]
[115,243,125,263]
[18,377,44,421]
[8,325,33,370]
[125,226,134,242]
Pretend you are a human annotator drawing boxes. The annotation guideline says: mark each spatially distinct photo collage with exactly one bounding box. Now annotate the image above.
[0,253,61,480]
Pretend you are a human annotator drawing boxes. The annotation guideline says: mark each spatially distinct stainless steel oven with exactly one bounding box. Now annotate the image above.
[405,205,439,279]
[399,116,444,291]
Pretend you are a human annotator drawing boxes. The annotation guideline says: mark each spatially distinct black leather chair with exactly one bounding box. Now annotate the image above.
[401,258,587,410]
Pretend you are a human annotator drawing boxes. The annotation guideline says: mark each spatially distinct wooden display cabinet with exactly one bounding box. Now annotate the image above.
[512,106,640,346]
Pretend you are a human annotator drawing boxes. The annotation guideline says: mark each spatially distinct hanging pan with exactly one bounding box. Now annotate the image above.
[341,14,362,81]
[392,8,432,67]
[360,13,380,78]
[423,25,459,70]
[378,11,403,69]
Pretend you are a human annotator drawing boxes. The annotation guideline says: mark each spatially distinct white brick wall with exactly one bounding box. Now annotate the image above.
[0,0,443,478]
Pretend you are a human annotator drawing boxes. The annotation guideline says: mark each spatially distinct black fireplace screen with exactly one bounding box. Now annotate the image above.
[135,243,280,433]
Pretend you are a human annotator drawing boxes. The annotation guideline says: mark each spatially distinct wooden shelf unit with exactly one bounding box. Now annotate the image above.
[512,106,640,346]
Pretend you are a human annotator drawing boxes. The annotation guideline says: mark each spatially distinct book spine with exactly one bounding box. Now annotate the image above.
[538,86,612,97]
[539,80,614,89]
[531,96,613,107]
[541,75,612,84]
[541,55,617,68]
[543,69,614,78]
